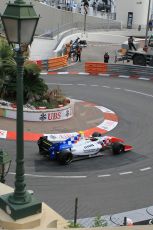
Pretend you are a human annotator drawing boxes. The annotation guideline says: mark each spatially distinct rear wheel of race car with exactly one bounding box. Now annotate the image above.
[92,132,102,137]
[37,137,47,155]
[112,142,125,155]
[57,150,73,165]
[38,146,45,155]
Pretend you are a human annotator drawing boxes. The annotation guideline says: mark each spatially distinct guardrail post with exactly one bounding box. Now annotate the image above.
[74,197,78,226]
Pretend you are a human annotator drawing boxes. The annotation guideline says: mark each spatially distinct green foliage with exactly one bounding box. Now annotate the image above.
[68,221,84,228]
[0,38,68,108]
[92,215,108,227]
[30,100,58,109]
[0,38,48,104]
[23,60,48,103]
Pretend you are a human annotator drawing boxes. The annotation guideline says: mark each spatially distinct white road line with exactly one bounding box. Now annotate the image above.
[48,83,73,86]
[98,73,110,77]
[9,172,87,179]
[40,72,47,75]
[101,85,110,88]
[77,84,87,86]
[124,89,153,98]
[140,167,152,171]
[97,174,111,178]
[118,75,130,78]
[78,72,89,75]
[114,87,121,90]
[90,84,98,87]
[57,72,69,74]
[138,78,150,81]
[119,171,133,175]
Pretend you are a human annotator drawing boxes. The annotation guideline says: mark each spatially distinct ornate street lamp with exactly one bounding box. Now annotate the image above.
[0,0,42,220]
[0,149,11,184]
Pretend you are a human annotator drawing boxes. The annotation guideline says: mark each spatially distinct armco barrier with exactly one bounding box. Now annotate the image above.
[85,62,153,78]
[35,59,48,70]
[107,64,153,78]
[85,62,107,74]
[41,59,48,70]
[48,55,68,70]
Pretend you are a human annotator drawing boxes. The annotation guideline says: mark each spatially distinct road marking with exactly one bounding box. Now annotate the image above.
[97,174,111,178]
[78,72,89,75]
[9,172,87,179]
[119,171,133,175]
[40,72,47,75]
[124,89,153,98]
[48,83,73,86]
[118,75,130,78]
[114,87,121,90]
[57,72,69,74]
[101,85,110,88]
[138,77,150,81]
[140,167,152,171]
[90,84,98,87]
[98,73,110,77]
[77,84,87,86]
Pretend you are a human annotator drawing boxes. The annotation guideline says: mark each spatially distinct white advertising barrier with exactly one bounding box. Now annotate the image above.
[0,102,74,122]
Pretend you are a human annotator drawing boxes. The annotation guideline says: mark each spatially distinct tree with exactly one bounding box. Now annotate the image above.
[0,38,16,97]
[23,60,48,103]
[0,37,48,103]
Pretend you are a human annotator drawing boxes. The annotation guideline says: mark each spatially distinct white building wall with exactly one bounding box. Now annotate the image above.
[116,0,152,29]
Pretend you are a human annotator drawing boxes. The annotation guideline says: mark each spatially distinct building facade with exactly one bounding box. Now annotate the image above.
[116,0,152,29]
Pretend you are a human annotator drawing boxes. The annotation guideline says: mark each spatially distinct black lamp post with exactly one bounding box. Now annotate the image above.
[0,149,11,184]
[0,0,42,220]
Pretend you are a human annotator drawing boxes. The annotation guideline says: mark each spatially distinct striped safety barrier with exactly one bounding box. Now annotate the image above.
[48,55,68,70]
[85,62,107,74]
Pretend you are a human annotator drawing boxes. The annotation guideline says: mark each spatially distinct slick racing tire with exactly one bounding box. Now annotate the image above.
[133,54,146,66]
[92,132,102,137]
[57,150,73,165]
[112,142,124,155]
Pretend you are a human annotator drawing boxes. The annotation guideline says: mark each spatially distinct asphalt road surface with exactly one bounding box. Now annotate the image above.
[2,42,153,220]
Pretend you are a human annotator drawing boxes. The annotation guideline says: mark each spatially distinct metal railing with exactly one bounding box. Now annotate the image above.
[107,63,153,78]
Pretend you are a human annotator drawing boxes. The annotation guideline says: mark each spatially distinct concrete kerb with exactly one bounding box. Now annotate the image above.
[0,102,118,141]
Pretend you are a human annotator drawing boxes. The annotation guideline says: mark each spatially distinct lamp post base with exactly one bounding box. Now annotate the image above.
[0,193,42,220]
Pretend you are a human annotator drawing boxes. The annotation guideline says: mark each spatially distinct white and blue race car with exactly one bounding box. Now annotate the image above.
[37,132,133,165]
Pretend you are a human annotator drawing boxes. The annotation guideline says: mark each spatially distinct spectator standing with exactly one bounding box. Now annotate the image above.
[76,45,82,62]
[149,20,152,31]
[92,1,97,15]
[66,40,73,61]
[104,52,109,63]
[128,36,137,51]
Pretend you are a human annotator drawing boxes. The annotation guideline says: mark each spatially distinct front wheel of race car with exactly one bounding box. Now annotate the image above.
[57,150,73,165]
[92,132,102,137]
[112,142,125,155]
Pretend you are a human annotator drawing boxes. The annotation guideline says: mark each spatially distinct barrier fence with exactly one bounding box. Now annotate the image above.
[35,59,153,77]
[35,55,68,70]
[48,55,68,70]
[85,62,107,74]
[85,62,153,78]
